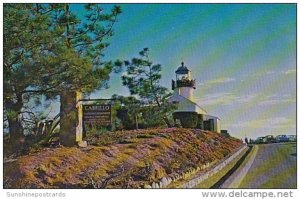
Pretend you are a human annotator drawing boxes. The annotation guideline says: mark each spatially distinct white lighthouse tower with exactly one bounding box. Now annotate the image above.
[169,62,207,115]
[172,62,196,102]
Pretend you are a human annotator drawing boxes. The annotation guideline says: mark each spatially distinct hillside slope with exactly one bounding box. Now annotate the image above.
[4,128,242,188]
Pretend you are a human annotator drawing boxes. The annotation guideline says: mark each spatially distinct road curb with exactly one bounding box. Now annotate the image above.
[174,145,248,188]
[221,145,259,188]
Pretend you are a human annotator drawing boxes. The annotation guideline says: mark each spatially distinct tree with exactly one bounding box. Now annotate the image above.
[33,4,122,94]
[4,4,60,148]
[121,48,173,127]
[4,4,122,148]
[41,4,122,146]
[112,94,142,130]
[112,94,167,130]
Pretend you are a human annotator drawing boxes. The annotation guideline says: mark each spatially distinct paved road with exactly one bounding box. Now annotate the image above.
[238,142,296,188]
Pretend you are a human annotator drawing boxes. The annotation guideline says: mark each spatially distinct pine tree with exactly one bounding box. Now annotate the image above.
[4,4,60,148]
[4,3,122,148]
[122,48,173,127]
[43,4,122,146]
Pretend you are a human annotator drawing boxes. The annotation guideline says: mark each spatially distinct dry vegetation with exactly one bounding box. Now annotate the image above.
[4,128,242,188]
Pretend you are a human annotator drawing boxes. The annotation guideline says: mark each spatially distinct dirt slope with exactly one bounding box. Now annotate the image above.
[4,128,242,188]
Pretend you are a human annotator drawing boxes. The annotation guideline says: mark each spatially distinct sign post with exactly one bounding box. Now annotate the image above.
[60,91,83,146]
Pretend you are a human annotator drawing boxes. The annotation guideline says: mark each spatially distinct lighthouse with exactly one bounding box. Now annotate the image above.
[168,62,220,132]
[169,62,207,115]
[172,62,196,102]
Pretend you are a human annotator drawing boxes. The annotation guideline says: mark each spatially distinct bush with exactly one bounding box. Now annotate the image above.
[85,125,109,140]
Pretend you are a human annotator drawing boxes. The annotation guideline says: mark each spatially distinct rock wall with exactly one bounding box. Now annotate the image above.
[143,144,248,188]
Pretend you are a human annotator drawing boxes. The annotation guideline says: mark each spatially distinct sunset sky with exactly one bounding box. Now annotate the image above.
[64,4,296,139]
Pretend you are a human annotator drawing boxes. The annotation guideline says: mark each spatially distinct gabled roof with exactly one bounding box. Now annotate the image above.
[168,93,207,114]
[184,96,208,114]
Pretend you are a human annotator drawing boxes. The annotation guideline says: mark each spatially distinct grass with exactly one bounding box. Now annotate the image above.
[221,144,259,188]
[238,143,296,188]
[260,166,296,188]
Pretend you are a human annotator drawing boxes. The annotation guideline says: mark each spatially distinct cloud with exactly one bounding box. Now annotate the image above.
[207,77,235,84]
[198,77,235,86]
[235,94,257,103]
[198,92,257,106]
[198,92,235,106]
[198,91,295,108]
[244,70,277,78]
[230,117,295,129]
[258,94,296,106]
[265,71,276,75]
[259,99,295,106]
[284,69,296,75]
[245,69,295,77]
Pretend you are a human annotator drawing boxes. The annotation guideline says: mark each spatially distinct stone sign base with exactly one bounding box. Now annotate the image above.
[59,91,83,147]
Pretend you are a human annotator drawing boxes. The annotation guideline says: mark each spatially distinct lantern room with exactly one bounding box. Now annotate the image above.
[172,62,196,90]
[175,62,191,80]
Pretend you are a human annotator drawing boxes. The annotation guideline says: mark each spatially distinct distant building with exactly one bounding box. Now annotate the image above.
[168,62,221,133]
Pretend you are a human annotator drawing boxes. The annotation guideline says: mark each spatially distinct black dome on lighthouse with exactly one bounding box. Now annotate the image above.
[175,62,190,74]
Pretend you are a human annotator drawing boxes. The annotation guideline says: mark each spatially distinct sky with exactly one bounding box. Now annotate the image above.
[50,4,296,139]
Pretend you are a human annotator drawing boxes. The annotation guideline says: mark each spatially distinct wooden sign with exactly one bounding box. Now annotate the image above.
[83,104,111,126]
